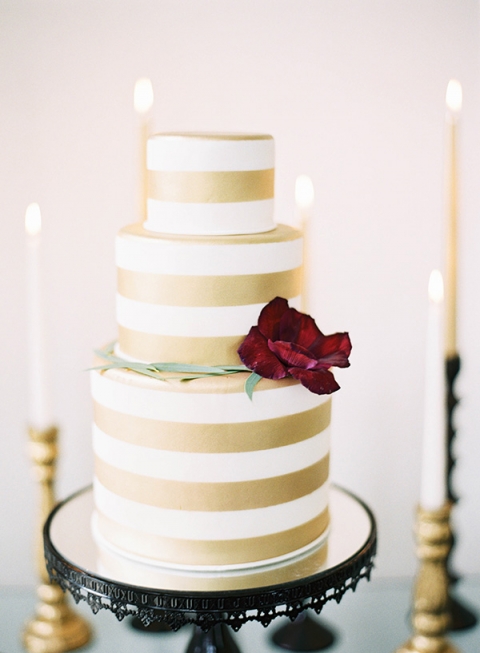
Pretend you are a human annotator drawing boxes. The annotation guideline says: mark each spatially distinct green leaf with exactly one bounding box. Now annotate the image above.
[94,344,123,363]
[91,342,263,391]
[132,368,169,381]
[245,372,262,400]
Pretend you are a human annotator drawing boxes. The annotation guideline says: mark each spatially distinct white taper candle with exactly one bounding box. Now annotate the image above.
[420,270,447,511]
[25,203,52,430]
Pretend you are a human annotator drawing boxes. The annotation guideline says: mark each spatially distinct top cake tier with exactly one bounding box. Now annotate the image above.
[144,133,275,236]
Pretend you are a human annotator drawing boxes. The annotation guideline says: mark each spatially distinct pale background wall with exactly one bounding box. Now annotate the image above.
[1,0,479,585]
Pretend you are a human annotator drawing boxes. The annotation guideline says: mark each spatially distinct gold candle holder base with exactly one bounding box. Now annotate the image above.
[23,583,91,653]
[395,504,459,653]
[22,426,92,653]
[396,639,458,653]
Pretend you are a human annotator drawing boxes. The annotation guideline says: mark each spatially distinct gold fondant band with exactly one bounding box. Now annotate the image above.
[117,267,301,307]
[95,455,329,511]
[148,169,274,204]
[118,326,243,365]
[120,221,302,246]
[93,400,331,453]
[96,507,329,567]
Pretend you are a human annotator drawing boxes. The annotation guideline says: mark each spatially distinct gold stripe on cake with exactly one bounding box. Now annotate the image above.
[118,327,244,365]
[95,507,329,567]
[95,455,329,511]
[117,268,301,307]
[148,169,274,204]
[94,400,331,453]
[120,220,302,246]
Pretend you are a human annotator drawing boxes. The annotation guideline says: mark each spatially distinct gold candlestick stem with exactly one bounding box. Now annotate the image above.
[22,426,92,653]
[395,504,459,653]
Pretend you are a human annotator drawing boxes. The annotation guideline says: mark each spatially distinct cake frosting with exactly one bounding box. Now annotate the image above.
[145,132,275,235]
[116,223,302,364]
[92,132,332,569]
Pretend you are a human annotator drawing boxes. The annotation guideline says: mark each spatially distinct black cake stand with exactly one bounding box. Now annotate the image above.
[44,485,376,653]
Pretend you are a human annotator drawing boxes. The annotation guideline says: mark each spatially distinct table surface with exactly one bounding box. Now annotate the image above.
[2,577,479,653]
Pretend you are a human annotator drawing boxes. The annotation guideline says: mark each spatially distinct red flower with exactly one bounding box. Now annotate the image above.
[238,297,351,395]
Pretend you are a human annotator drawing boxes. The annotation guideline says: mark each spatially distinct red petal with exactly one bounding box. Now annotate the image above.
[289,367,340,395]
[268,340,317,369]
[310,332,352,368]
[258,297,290,340]
[278,308,323,349]
[238,326,288,379]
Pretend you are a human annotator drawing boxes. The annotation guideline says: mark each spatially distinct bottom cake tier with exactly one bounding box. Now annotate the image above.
[91,361,332,569]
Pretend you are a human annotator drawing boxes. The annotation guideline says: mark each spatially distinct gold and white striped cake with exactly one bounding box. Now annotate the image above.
[145,132,275,235]
[92,132,332,569]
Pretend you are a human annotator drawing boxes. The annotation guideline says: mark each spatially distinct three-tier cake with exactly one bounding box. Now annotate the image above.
[91,133,333,569]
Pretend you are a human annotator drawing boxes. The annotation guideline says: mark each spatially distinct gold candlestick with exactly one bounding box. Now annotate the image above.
[22,425,92,653]
[395,503,459,653]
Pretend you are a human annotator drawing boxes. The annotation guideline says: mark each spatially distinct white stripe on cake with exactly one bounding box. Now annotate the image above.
[144,198,275,235]
[93,424,330,482]
[90,370,328,423]
[93,479,329,540]
[147,134,274,172]
[116,235,303,276]
[115,295,301,337]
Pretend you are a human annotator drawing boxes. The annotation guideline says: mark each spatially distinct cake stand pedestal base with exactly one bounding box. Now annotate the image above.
[187,624,241,653]
[271,613,335,651]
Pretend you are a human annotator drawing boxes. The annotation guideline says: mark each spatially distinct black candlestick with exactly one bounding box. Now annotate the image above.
[445,354,477,631]
[446,355,460,504]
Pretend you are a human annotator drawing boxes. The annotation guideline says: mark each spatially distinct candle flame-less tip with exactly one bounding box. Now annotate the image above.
[446,79,462,113]
[134,78,154,114]
[428,269,444,304]
[25,203,41,236]
[295,175,314,210]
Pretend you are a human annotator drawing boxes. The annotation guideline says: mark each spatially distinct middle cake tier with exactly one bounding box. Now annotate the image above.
[116,222,303,364]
